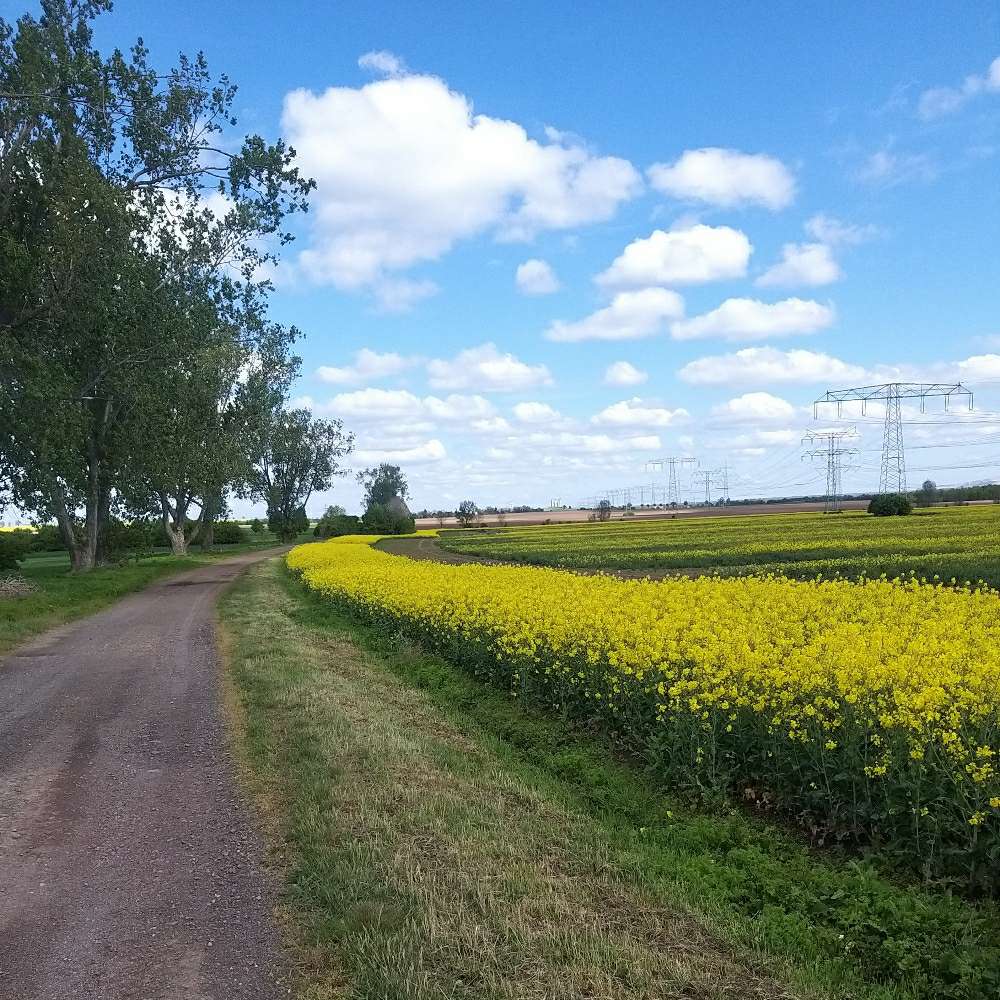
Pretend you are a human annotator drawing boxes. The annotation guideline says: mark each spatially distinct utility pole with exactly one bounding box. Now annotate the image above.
[814,383,973,496]
[694,469,714,505]
[646,456,696,505]
[802,427,859,512]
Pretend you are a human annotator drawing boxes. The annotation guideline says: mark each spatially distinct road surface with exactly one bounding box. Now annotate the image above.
[0,551,287,1000]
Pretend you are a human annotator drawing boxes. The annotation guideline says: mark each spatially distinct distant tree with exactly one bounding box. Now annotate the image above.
[256,409,353,541]
[868,494,913,517]
[596,499,612,522]
[456,499,478,527]
[360,502,415,535]
[250,518,264,535]
[916,479,939,507]
[314,504,360,539]
[357,464,409,508]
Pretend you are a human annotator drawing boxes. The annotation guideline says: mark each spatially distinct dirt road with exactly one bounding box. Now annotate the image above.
[0,552,287,1000]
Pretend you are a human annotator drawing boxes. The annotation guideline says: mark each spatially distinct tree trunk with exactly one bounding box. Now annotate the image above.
[199,488,222,551]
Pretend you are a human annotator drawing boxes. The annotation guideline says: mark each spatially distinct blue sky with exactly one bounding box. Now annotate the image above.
[43,2,1000,511]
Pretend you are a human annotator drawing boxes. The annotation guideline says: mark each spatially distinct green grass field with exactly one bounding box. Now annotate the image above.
[439,505,1000,585]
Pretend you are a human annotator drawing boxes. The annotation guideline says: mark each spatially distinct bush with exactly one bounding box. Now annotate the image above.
[212,521,247,545]
[314,506,362,539]
[361,502,415,535]
[868,494,913,517]
[102,519,156,560]
[32,524,65,552]
[250,518,264,535]
[0,530,32,571]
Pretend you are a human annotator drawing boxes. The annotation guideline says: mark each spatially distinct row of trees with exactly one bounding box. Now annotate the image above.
[0,1,351,569]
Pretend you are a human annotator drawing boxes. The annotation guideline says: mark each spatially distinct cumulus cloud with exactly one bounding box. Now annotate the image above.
[678,347,870,386]
[329,387,495,425]
[317,348,418,385]
[513,401,563,424]
[595,224,751,288]
[515,258,560,295]
[426,342,553,391]
[546,288,684,342]
[805,214,880,247]
[358,50,408,76]
[671,297,834,341]
[711,391,797,422]
[756,243,841,287]
[373,277,439,313]
[353,438,446,464]
[282,69,641,297]
[591,397,688,428]
[603,361,648,386]
[647,148,795,210]
[917,55,1000,119]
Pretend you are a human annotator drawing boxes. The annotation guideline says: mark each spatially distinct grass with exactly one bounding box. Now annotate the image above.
[438,505,1000,585]
[219,557,1000,1000]
[0,538,292,656]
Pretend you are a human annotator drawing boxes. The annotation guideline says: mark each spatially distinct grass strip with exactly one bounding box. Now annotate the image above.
[220,558,998,1000]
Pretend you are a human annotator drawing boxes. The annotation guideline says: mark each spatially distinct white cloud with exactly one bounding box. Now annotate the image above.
[283,69,641,295]
[756,243,841,287]
[603,361,648,386]
[515,258,560,295]
[426,342,553,391]
[647,148,795,210]
[546,288,684,342]
[317,348,417,385]
[711,391,797,422]
[353,438,447,464]
[358,50,408,77]
[329,387,495,425]
[596,224,751,288]
[530,431,661,454]
[679,347,869,386]
[513,401,563,424]
[917,55,1000,119]
[805,214,880,247]
[858,148,936,187]
[671,297,834,341]
[591,397,688,428]
[373,277,439,313]
[470,416,512,434]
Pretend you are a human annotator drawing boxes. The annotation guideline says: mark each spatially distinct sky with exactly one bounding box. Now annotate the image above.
[15,1,1000,515]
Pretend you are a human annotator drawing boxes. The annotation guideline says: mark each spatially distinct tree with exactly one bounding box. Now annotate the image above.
[917,479,939,507]
[250,518,264,535]
[456,499,479,527]
[360,503,415,536]
[0,1,312,569]
[868,494,913,517]
[255,409,353,541]
[357,464,409,508]
[596,499,612,522]
[314,505,360,539]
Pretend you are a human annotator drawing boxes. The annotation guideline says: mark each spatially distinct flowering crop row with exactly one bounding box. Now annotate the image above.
[288,536,1000,892]
[440,505,1000,586]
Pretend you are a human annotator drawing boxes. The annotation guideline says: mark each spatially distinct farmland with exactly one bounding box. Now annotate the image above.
[439,504,1000,585]
[279,533,1000,998]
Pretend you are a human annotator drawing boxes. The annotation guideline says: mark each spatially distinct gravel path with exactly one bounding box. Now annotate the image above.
[0,552,288,1000]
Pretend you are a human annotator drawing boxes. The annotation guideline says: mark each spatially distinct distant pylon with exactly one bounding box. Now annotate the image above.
[646,456,696,504]
[802,427,859,512]
[814,382,973,496]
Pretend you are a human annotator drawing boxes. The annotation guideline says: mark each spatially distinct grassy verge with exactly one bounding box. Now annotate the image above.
[219,558,999,1000]
[0,544,284,655]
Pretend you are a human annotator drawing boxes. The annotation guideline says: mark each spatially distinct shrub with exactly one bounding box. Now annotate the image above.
[250,518,264,535]
[314,505,362,539]
[868,494,913,517]
[361,502,415,535]
[0,530,32,571]
[212,521,247,545]
[32,524,65,552]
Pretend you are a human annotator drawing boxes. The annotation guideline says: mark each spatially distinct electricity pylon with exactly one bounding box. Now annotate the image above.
[802,427,859,512]
[814,383,973,496]
[646,456,696,504]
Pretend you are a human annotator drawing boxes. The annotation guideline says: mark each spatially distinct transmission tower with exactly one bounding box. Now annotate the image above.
[693,469,716,505]
[646,456,696,505]
[814,383,973,496]
[802,427,859,512]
